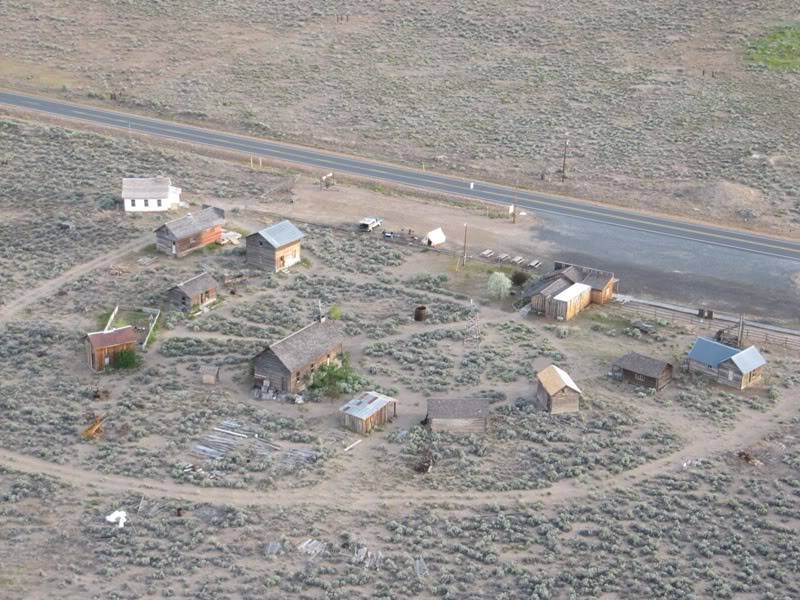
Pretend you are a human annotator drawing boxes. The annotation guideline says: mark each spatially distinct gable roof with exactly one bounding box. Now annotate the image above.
[613,352,671,378]
[537,364,582,396]
[250,220,304,248]
[262,319,344,373]
[687,337,739,368]
[424,227,446,246]
[553,282,591,302]
[174,272,218,297]
[156,207,224,240]
[86,326,138,351]
[427,397,490,420]
[728,346,767,374]
[340,391,396,420]
[122,176,176,199]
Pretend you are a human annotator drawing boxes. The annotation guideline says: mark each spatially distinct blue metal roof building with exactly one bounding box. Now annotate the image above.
[687,337,739,369]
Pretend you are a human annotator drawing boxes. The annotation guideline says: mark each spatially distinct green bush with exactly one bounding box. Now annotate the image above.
[328,305,343,320]
[113,349,141,369]
[306,353,363,400]
[511,270,529,287]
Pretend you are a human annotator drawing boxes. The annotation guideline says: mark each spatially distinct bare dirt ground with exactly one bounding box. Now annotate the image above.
[2,117,800,597]
[1,1,799,235]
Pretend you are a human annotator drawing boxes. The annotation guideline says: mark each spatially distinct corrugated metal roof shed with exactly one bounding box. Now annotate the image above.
[252,220,304,248]
[339,391,397,420]
[537,364,582,396]
[730,346,767,373]
[553,282,591,302]
[687,337,739,368]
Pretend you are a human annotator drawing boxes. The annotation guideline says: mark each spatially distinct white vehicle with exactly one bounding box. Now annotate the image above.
[359,217,384,232]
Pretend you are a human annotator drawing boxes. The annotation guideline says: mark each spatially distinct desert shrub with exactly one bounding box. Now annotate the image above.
[113,349,140,369]
[328,305,343,320]
[306,354,364,400]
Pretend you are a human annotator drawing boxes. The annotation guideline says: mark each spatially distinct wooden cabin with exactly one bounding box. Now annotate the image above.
[687,338,766,390]
[426,398,489,434]
[535,365,582,414]
[339,391,397,434]
[168,272,218,312]
[85,327,138,371]
[612,352,673,391]
[154,206,225,258]
[122,176,181,212]
[246,220,304,272]
[526,262,618,319]
[254,319,344,395]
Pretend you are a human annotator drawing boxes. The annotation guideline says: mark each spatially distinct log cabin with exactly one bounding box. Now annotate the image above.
[254,319,344,395]
[154,207,225,258]
[246,220,304,272]
[612,352,673,390]
[168,272,218,313]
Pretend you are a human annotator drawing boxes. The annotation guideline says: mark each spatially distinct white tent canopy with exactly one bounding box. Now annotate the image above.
[424,227,446,247]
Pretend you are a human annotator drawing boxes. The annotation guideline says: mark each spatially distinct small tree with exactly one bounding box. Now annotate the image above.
[114,349,140,369]
[487,272,512,300]
[306,353,363,400]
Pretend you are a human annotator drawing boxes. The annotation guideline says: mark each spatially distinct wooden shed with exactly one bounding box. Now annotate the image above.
[246,220,304,272]
[426,398,490,434]
[199,364,221,385]
[154,206,225,258]
[612,352,673,390]
[254,319,344,395]
[339,391,397,434]
[168,272,218,312]
[536,365,582,414]
[687,337,766,390]
[526,262,618,319]
[85,326,138,371]
[551,282,592,321]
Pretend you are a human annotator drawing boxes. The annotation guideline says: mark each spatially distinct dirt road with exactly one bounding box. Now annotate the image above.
[0,232,153,325]
[1,392,794,512]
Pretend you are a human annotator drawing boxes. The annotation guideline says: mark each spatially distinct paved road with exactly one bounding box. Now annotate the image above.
[2,89,799,262]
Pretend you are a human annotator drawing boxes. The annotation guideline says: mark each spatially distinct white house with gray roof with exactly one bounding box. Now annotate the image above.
[122,177,181,212]
[246,220,305,271]
[686,337,766,390]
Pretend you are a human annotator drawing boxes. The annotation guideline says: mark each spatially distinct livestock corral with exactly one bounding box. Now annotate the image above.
[1,118,800,598]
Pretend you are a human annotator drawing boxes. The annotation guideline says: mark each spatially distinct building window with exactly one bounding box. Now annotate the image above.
[634,373,645,382]
[157,198,162,207]
[144,199,149,207]
[130,199,136,207]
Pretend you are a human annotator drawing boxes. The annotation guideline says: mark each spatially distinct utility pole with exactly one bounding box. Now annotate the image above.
[462,223,468,267]
[561,137,569,183]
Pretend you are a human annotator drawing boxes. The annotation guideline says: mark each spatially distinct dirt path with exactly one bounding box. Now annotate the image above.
[0,231,153,325]
[1,392,795,512]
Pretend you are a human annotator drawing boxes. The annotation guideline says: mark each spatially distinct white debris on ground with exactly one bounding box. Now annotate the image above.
[105,510,128,528]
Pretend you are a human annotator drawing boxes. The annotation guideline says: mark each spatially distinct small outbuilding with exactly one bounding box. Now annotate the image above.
[535,365,582,414]
[426,398,490,434]
[85,326,138,371]
[199,364,221,385]
[423,227,446,247]
[246,220,304,272]
[526,262,618,319]
[155,206,225,258]
[612,352,673,391]
[122,176,181,212]
[687,337,766,390]
[551,282,592,321]
[339,391,398,434]
[254,319,344,395]
[168,272,218,312]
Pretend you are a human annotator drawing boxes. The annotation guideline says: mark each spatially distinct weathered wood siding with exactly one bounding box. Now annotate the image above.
[85,339,136,371]
[590,281,616,305]
[157,225,222,258]
[254,344,343,394]
[717,359,763,390]
[536,382,580,414]
[619,366,672,390]
[341,403,396,434]
[168,287,217,312]
[246,237,301,271]
[551,287,591,321]
[430,416,487,434]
